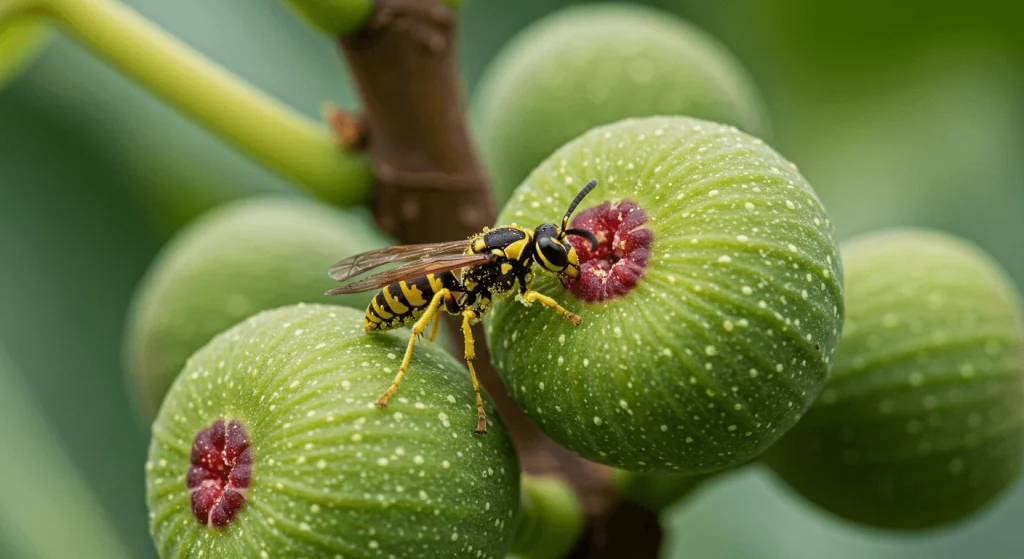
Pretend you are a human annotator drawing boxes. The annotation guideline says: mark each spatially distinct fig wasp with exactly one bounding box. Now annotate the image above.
[326,180,599,434]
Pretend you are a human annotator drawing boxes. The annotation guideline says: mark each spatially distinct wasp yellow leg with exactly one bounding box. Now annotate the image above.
[377,289,449,408]
[521,289,582,325]
[428,311,441,342]
[461,310,488,435]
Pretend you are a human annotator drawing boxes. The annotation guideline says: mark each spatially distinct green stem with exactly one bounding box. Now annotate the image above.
[510,475,584,559]
[7,0,373,205]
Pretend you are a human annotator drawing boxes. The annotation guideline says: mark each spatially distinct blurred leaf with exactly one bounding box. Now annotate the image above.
[0,73,158,558]
[0,348,131,559]
[739,0,1024,78]
[19,0,365,240]
[775,45,1024,286]
[663,466,1024,558]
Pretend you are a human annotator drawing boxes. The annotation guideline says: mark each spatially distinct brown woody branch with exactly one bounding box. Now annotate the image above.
[338,1,660,556]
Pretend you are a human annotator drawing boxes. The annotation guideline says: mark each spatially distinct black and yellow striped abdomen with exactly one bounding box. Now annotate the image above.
[364,272,461,331]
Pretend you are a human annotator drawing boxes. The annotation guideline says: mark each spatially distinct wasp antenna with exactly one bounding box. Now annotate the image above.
[561,179,598,230]
[564,228,599,250]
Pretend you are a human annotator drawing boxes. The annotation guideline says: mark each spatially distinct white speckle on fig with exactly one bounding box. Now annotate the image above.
[765,229,1024,529]
[472,4,770,203]
[146,305,520,558]
[488,116,843,473]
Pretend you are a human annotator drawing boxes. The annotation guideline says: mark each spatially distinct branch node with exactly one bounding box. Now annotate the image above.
[322,104,368,150]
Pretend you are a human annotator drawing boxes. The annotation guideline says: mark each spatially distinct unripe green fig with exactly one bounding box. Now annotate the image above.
[472,3,770,204]
[611,469,717,513]
[146,304,520,558]
[125,196,389,420]
[282,0,463,37]
[509,476,584,559]
[0,15,50,88]
[765,229,1024,529]
[281,0,372,36]
[487,116,843,473]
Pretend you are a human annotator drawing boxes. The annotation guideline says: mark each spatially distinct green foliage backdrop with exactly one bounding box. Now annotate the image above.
[1,0,1022,557]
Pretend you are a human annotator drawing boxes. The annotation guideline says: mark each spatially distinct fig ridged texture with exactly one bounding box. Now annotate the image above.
[486,116,843,472]
[765,229,1024,529]
[146,304,521,558]
[125,196,389,420]
[472,3,770,204]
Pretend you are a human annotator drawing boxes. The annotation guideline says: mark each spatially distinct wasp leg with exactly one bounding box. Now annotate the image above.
[461,310,488,435]
[377,289,450,408]
[520,289,582,325]
[428,311,442,343]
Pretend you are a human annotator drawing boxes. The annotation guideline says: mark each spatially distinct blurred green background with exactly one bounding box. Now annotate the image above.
[1,0,1021,557]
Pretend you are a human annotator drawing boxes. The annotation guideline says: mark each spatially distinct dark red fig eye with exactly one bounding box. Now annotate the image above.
[187,419,252,528]
[564,199,652,302]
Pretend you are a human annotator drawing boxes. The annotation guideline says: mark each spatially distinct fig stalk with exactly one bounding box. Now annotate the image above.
[338,3,665,555]
[0,0,372,205]
[511,476,585,559]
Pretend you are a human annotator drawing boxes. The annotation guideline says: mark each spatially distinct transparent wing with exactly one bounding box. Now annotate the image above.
[328,240,472,282]
[325,253,491,295]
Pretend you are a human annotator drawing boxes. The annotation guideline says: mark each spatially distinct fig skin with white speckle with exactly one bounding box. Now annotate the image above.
[125,196,389,420]
[765,229,1024,529]
[472,3,770,204]
[487,116,843,473]
[146,304,520,558]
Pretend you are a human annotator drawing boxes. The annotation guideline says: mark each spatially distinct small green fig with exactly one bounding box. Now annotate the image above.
[281,0,372,37]
[487,116,843,473]
[282,0,464,37]
[509,476,584,559]
[146,304,520,558]
[0,14,50,88]
[472,3,770,203]
[765,229,1024,529]
[611,469,717,514]
[125,196,389,420]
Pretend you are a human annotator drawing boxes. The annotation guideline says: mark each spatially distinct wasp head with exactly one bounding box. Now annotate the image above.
[532,180,600,281]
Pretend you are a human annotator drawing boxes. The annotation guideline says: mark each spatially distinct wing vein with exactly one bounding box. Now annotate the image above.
[328,240,473,282]
[326,253,490,295]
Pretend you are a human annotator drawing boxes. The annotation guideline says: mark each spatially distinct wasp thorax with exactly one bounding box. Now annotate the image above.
[147,305,521,558]
[565,200,651,302]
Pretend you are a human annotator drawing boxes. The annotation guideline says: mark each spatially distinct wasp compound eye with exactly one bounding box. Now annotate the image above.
[538,236,569,269]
